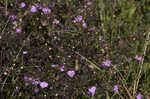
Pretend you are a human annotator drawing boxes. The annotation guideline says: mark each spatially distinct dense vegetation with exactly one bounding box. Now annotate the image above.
[0,0,150,98]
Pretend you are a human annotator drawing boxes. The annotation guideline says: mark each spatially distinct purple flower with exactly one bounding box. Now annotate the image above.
[35,3,42,10]
[16,27,22,33]
[34,87,39,93]
[102,59,111,67]
[23,51,28,54]
[24,74,27,80]
[32,80,40,85]
[40,81,48,88]
[16,86,19,90]
[9,15,17,20]
[87,1,92,6]
[88,86,96,96]
[135,55,142,61]
[20,2,26,8]
[82,22,87,28]
[73,15,83,23]
[42,7,51,14]
[99,36,104,43]
[53,19,60,24]
[60,65,66,72]
[136,93,142,99]
[67,70,75,78]
[113,85,118,93]
[12,21,17,25]
[30,5,37,13]
[28,77,33,81]
[51,64,57,67]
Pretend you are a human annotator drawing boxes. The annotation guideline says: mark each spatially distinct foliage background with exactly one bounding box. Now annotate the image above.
[0,0,150,98]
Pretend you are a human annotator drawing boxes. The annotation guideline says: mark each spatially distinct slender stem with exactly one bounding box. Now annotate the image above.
[133,29,150,96]
[113,65,133,99]
[5,0,7,12]
[117,92,125,99]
